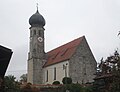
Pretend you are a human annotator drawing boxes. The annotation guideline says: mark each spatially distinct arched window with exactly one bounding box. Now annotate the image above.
[34,30,36,35]
[46,70,48,82]
[54,67,56,80]
[39,30,41,36]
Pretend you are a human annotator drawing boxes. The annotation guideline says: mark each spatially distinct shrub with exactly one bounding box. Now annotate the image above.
[62,83,82,92]
[62,77,72,84]
[52,81,60,85]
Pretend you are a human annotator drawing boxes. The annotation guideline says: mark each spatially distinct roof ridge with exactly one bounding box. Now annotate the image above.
[47,36,84,54]
[44,36,85,67]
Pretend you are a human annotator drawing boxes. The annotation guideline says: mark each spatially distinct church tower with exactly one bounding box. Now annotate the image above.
[27,8,46,84]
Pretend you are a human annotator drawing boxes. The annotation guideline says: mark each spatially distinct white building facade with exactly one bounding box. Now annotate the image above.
[43,61,69,84]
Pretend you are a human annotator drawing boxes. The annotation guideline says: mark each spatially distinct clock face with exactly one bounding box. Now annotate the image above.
[38,37,43,42]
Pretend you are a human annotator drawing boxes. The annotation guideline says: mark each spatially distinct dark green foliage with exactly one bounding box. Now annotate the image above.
[20,74,27,83]
[110,54,120,92]
[70,84,82,92]
[52,81,60,85]
[63,83,82,92]
[62,77,72,84]
[83,86,93,92]
[4,75,20,92]
[105,51,120,92]
[93,77,107,92]
[94,51,120,92]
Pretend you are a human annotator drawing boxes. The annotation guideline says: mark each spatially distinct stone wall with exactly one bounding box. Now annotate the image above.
[69,36,97,84]
[27,26,45,84]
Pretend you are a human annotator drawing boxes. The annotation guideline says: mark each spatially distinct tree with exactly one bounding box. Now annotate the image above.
[20,74,27,83]
[4,75,20,92]
[94,51,120,92]
[110,51,120,92]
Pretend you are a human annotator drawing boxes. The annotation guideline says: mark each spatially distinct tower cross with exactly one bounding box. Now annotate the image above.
[36,3,39,10]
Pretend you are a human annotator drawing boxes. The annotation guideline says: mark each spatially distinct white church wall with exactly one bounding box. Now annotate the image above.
[43,60,69,84]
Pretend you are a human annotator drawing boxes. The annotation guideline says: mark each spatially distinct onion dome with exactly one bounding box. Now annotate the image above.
[29,10,45,27]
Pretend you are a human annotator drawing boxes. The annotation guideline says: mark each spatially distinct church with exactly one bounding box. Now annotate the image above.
[27,9,97,85]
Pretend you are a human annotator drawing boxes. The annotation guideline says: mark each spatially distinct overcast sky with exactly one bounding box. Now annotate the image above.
[0,0,120,79]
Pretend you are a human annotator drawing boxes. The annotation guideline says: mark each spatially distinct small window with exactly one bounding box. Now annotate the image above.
[34,30,36,35]
[46,70,48,82]
[54,67,56,80]
[39,30,41,36]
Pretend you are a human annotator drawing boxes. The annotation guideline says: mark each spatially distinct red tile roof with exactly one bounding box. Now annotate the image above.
[44,36,84,67]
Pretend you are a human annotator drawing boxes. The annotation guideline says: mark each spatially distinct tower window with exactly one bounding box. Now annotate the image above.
[34,30,36,35]
[39,30,41,36]
[54,67,56,80]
